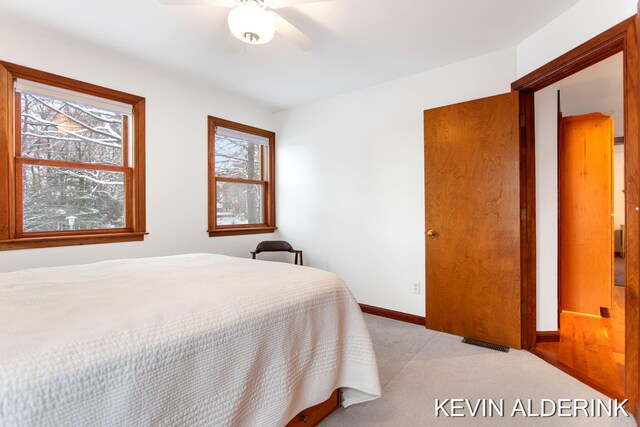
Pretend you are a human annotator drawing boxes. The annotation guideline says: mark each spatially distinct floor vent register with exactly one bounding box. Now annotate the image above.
[462,338,510,353]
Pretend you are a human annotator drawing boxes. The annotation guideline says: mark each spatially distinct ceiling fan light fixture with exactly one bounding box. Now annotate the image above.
[228,1,276,45]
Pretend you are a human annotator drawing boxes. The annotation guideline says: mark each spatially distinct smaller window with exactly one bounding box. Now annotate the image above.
[208,116,276,237]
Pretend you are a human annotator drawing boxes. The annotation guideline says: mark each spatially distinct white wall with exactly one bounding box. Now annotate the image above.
[0,17,277,272]
[516,0,636,78]
[518,0,633,330]
[534,84,560,331]
[275,49,516,316]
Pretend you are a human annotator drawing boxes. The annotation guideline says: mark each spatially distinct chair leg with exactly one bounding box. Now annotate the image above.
[294,252,299,265]
[299,251,303,266]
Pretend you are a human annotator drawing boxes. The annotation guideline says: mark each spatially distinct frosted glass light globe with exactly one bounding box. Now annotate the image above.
[228,2,276,45]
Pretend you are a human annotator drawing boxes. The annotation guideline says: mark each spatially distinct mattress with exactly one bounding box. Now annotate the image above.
[0,253,380,426]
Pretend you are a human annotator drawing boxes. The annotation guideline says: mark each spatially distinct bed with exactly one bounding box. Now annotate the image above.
[0,253,380,426]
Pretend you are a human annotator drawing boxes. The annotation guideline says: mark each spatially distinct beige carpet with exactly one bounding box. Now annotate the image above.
[320,314,635,426]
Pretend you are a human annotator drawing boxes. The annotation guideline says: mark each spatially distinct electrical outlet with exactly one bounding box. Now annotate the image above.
[412,282,421,294]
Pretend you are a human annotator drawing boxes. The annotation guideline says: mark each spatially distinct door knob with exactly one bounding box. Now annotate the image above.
[426,230,437,237]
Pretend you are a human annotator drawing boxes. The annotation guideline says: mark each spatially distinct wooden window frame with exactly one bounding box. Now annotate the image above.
[208,116,276,237]
[0,61,146,250]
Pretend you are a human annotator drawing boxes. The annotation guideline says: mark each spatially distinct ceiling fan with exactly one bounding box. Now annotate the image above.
[159,0,330,52]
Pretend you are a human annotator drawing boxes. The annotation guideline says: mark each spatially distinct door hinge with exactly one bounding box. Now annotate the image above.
[520,208,527,221]
[519,114,526,127]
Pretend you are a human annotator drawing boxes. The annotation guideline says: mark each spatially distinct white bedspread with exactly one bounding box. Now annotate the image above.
[0,254,380,426]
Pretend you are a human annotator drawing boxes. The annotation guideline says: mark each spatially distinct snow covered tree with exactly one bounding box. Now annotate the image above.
[19,92,126,232]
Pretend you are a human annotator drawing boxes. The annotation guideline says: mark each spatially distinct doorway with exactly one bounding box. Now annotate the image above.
[512,16,639,409]
[422,13,639,412]
[531,53,625,398]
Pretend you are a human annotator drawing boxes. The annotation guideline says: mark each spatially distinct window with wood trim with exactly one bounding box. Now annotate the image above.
[0,61,146,250]
[208,116,276,237]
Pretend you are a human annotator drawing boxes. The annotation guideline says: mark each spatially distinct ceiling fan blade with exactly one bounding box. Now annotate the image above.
[224,33,243,54]
[158,0,235,6]
[272,12,314,51]
[268,0,332,9]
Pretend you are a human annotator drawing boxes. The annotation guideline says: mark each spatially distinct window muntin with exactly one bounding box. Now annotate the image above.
[208,117,275,236]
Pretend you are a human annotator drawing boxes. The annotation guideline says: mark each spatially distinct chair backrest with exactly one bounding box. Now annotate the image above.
[253,240,294,254]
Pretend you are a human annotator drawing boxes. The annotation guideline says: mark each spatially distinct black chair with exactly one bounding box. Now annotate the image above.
[250,240,303,265]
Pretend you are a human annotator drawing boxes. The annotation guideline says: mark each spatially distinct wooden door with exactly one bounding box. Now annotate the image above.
[424,92,522,349]
[559,113,614,316]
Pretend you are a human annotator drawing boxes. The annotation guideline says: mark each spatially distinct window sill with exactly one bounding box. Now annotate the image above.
[208,226,277,237]
[0,232,147,251]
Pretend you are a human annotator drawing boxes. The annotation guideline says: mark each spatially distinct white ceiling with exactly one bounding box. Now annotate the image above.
[0,0,580,111]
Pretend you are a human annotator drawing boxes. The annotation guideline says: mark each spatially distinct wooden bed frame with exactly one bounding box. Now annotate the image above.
[286,390,340,426]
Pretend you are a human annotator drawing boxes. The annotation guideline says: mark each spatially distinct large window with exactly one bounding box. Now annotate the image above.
[0,61,146,250]
[208,116,276,236]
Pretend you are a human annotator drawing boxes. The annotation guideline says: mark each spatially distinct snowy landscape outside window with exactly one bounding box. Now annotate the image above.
[0,61,146,251]
[208,117,276,236]
[18,88,128,232]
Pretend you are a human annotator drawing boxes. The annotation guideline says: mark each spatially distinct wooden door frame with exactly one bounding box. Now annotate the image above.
[512,15,639,413]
